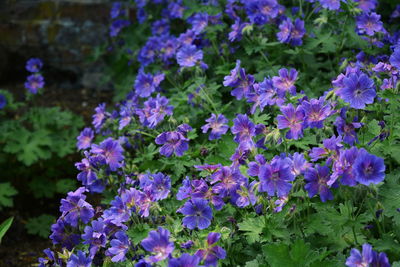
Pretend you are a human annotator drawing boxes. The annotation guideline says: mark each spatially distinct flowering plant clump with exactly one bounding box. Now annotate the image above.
[38,0,400,266]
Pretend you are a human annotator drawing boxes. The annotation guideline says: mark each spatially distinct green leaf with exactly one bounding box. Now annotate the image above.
[0,217,13,243]
[3,127,52,165]
[379,172,400,226]
[0,182,18,208]
[127,224,150,245]
[25,214,55,238]
[238,217,265,244]
[56,179,77,194]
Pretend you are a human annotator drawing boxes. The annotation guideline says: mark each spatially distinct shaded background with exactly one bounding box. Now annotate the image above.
[0,0,119,265]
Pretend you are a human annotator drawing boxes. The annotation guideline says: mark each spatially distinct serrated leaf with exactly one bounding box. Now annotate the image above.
[25,214,55,238]
[127,224,150,245]
[0,183,18,208]
[238,217,265,244]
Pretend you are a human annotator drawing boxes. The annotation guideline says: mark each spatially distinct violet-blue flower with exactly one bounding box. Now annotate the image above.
[354,0,377,12]
[60,187,94,227]
[301,97,333,129]
[231,114,255,145]
[277,18,306,46]
[25,74,45,94]
[141,227,175,263]
[304,165,334,202]
[82,218,107,256]
[319,0,342,10]
[176,45,204,67]
[91,137,124,171]
[168,253,201,267]
[258,156,295,197]
[76,127,94,150]
[389,46,400,70]
[155,129,190,157]
[107,231,130,262]
[26,58,43,73]
[66,250,91,267]
[0,94,6,109]
[272,68,298,97]
[201,113,229,140]
[136,94,174,128]
[195,232,226,267]
[178,198,213,230]
[356,12,385,36]
[354,148,385,185]
[92,103,108,132]
[276,103,305,140]
[334,108,362,145]
[339,72,376,109]
[211,166,246,198]
[134,70,165,98]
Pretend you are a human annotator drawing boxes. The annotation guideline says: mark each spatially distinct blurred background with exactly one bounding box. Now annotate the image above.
[0,0,122,265]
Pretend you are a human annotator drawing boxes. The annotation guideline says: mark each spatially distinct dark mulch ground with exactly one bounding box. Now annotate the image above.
[0,82,114,266]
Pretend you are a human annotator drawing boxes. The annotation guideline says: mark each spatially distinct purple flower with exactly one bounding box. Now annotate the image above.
[188,12,209,33]
[107,231,130,262]
[356,12,385,36]
[276,104,305,139]
[195,232,226,266]
[246,78,282,114]
[244,0,280,25]
[258,156,295,197]
[346,243,374,267]
[304,165,334,202]
[0,94,7,109]
[155,125,191,157]
[60,187,94,227]
[110,2,124,19]
[390,46,400,70]
[152,19,170,36]
[92,103,108,132]
[354,0,377,12]
[354,148,385,185]
[319,0,342,10]
[290,152,311,176]
[277,18,306,46]
[91,137,124,171]
[26,58,43,73]
[211,166,246,198]
[169,253,201,267]
[76,127,94,150]
[345,243,390,267]
[136,94,174,128]
[82,218,107,256]
[109,19,130,37]
[181,240,194,249]
[272,68,298,97]
[201,114,229,140]
[139,172,171,200]
[232,180,257,208]
[339,72,376,109]
[334,108,362,145]
[228,19,247,42]
[178,198,213,230]
[25,74,45,94]
[167,1,185,19]
[248,154,267,177]
[301,97,333,129]
[231,114,255,146]
[50,219,80,250]
[66,250,91,267]
[141,227,175,263]
[331,147,359,186]
[134,70,165,98]
[309,135,343,163]
[223,60,255,100]
[176,45,204,67]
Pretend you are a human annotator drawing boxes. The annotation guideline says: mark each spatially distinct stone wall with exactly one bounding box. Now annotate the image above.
[0,0,115,89]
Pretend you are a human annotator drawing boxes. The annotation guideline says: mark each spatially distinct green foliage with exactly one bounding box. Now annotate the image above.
[25,214,55,238]
[1,107,83,165]
[0,182,17,209]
